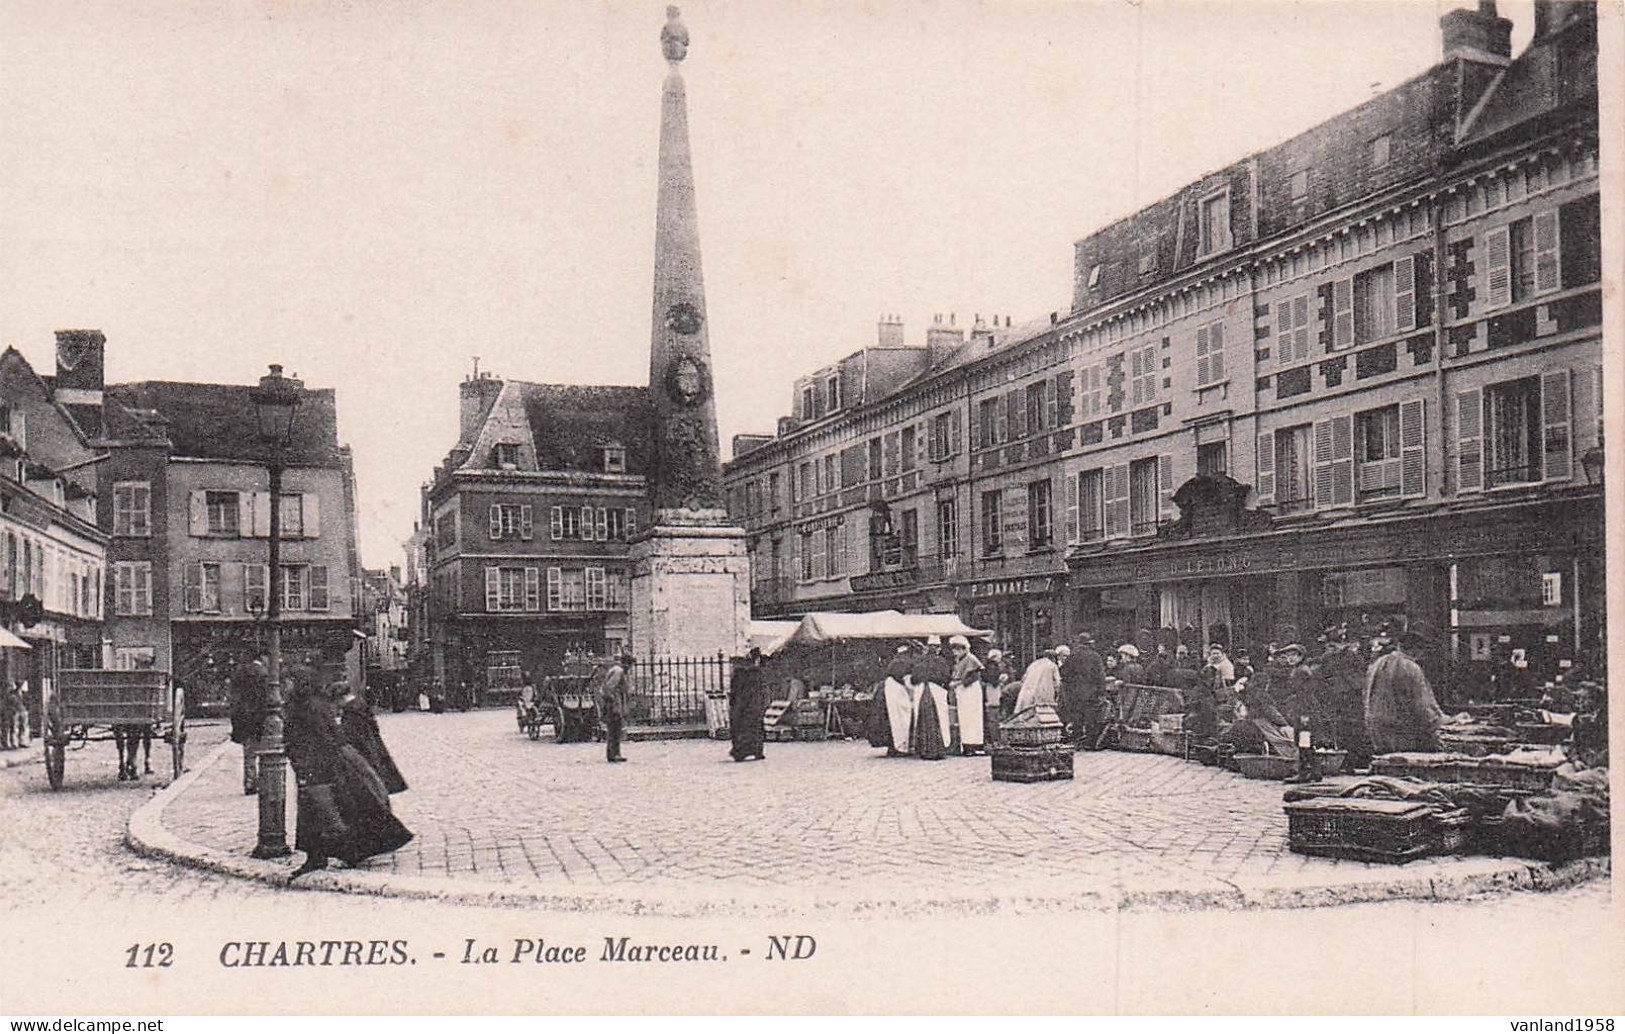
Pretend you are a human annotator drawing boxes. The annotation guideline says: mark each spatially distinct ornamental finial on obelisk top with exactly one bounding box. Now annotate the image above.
[661,6,689,64]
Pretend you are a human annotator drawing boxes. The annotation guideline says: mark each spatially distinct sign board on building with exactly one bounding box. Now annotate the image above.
[959,576,1056,600]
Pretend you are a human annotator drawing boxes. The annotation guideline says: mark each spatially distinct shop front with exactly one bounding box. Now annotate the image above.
[1067,486,1605,672]
[957,574,1065,669]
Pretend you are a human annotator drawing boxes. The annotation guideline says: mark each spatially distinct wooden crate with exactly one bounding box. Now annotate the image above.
[1284,798,1469,864]
[990,744,1074,783]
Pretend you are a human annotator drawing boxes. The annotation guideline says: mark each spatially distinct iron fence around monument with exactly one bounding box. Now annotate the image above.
[629,653,728,727]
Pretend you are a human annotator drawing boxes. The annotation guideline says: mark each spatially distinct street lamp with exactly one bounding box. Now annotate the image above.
[1581,444,1605,486]
[249,364,301,860]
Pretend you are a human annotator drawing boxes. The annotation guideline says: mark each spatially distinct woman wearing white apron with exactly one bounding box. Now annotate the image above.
[881,649,915,756]
[948,636,986,755]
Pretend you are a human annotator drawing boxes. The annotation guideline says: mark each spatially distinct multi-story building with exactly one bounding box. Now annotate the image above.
[724,1,1603,673]
[0,343,108,693]
[42,331,364,712]
[361,566,409,676]
[422,370,651,694]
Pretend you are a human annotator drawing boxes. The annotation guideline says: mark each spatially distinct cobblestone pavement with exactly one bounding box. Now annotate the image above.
[161,709,1608,909]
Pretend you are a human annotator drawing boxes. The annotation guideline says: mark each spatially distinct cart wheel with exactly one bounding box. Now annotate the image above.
[44,708,64,790]
[170,687,186,781]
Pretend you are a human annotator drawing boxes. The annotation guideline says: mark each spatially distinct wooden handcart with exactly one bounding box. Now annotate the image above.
[41,669,186,789]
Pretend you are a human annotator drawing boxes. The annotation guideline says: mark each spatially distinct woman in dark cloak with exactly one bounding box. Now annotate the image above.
[912,642,951,761]
[339,685,407,794]
[286,678,413,878]
[729,650,768,762]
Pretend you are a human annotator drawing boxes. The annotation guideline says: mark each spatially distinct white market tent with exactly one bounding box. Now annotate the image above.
[778,610,993,652]
[746,620,801,656]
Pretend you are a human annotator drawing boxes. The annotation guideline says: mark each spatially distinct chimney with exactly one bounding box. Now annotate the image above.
[458,370,503,444]
[925,312,965,367]
[54,329,106,438]
[876,313,905,349]
[1532,0,1585,40]
[1441,1,1512,63]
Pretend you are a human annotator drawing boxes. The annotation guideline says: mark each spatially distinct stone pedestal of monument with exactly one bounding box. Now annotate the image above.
[628,508,751,662]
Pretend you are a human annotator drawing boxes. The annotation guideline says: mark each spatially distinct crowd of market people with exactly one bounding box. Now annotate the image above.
[230,651,414,879]
[853,618,1605,772]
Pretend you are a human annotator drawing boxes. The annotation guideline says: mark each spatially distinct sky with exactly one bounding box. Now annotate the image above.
[0,0,1537,568]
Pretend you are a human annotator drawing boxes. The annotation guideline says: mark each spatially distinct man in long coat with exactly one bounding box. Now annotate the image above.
[1364,627,1445,755]
[1061,633,1106,747]
[596,653,634,763]
[728,650,767,762]
[230,654,269,795]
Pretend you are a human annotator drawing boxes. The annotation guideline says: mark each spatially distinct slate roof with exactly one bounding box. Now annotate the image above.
[454,380,653,477]
[104,380,343,466]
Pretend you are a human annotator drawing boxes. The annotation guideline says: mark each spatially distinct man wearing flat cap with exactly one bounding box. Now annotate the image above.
[1364,623,1445,755]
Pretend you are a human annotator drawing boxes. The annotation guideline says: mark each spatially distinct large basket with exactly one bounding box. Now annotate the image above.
[1478,816,1611,861]
[1439,732,1516,757]
[1284,798,1468,864]
[990,744,1074,783]
[1513,723,1572,747]
[1116,726,1155,753]
[1236,753,1297,780]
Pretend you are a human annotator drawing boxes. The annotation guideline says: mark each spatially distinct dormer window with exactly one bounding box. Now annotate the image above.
[1198,189,1233,257]
[1289,169,1309,202]
[801,386,816,420]
[494,443,520,469]
[1087,264,1102,288]
[1369,134,1391,169]
[825,375,841,412]
[603,446,627,474]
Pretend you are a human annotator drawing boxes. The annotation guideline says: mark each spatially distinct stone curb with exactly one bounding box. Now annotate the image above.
[128,740,1610,919]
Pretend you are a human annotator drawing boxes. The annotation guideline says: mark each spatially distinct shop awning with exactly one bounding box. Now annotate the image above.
[783,610,993,648]
[0,628,32,650]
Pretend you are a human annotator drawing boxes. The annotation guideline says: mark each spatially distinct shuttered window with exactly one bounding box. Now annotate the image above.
[1332,278,1354,349]
[1276,294,1311,366]
[1076,468,1104,542]
[1313,415,1355,508]
[1255,432,1276,504]
[1195,323,1225,386]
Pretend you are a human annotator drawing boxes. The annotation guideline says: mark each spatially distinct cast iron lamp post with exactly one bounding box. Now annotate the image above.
[250,364,301,860]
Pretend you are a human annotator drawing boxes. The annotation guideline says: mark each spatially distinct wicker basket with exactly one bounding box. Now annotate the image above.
[1513,723,1571,746]
[1284,798,1468,863]
[1000,704,1065,747]
[1439,732,1516,757]
[990,743,1074,783]
[1151,728,1191,758]
[1314,749,1348,776]
[1116,726,1155,752]
[1479,816,1611,861]
[1236,753,1297,780]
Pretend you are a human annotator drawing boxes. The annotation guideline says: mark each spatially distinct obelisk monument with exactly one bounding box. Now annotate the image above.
[629,6,751,665]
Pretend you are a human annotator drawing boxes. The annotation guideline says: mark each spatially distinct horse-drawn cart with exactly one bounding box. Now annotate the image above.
[41,669,186,789]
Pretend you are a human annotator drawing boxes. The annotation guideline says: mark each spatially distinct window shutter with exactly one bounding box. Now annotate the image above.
[1276,303,1295,365]
[1533,210,1561,295]
[884,432,899,475]
[1292,295,1310,363]
[1542,369,1573,481]
[1333,278,1354,348]
[595,507,609,541]
[310,566,329,610]
[1210,325,1225,381]
[995,398,1009,444]
[183,563,201,613]
[1045,380,1059,431]
[238,495,255,539]
[550,506,563,540]
[188,491,207,536]
[520,505,534,540]
[1159,454,1176,520]
[1103,464,1130,539]
[579,506,593,539]
[248,492,270,537]
[1195,325,1211,385]
[489,505,502,540]
[303,495,320,538]
[485,566,501,611]
[546,567,562,611]
[950,409,962,456]
[1313,419,1335,508]
[1066,471,1080,544]
[524,568,540,611]
[1394,255,1416,332]
[1484,226,1511,310]
[1008,392,1025,439]
[625,508,638,539]
[928,417,941,461]
[1256,432,1276,504]
[1399,399,1426,498]
[1332,415,1354,505]
[1457,388,1484,493]
[968,404,981,451]
[914,424,927,466]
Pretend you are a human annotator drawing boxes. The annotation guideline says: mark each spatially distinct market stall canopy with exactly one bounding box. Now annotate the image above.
[0,627,31,649]
[747,620,800,657]
[783,611,993,648]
